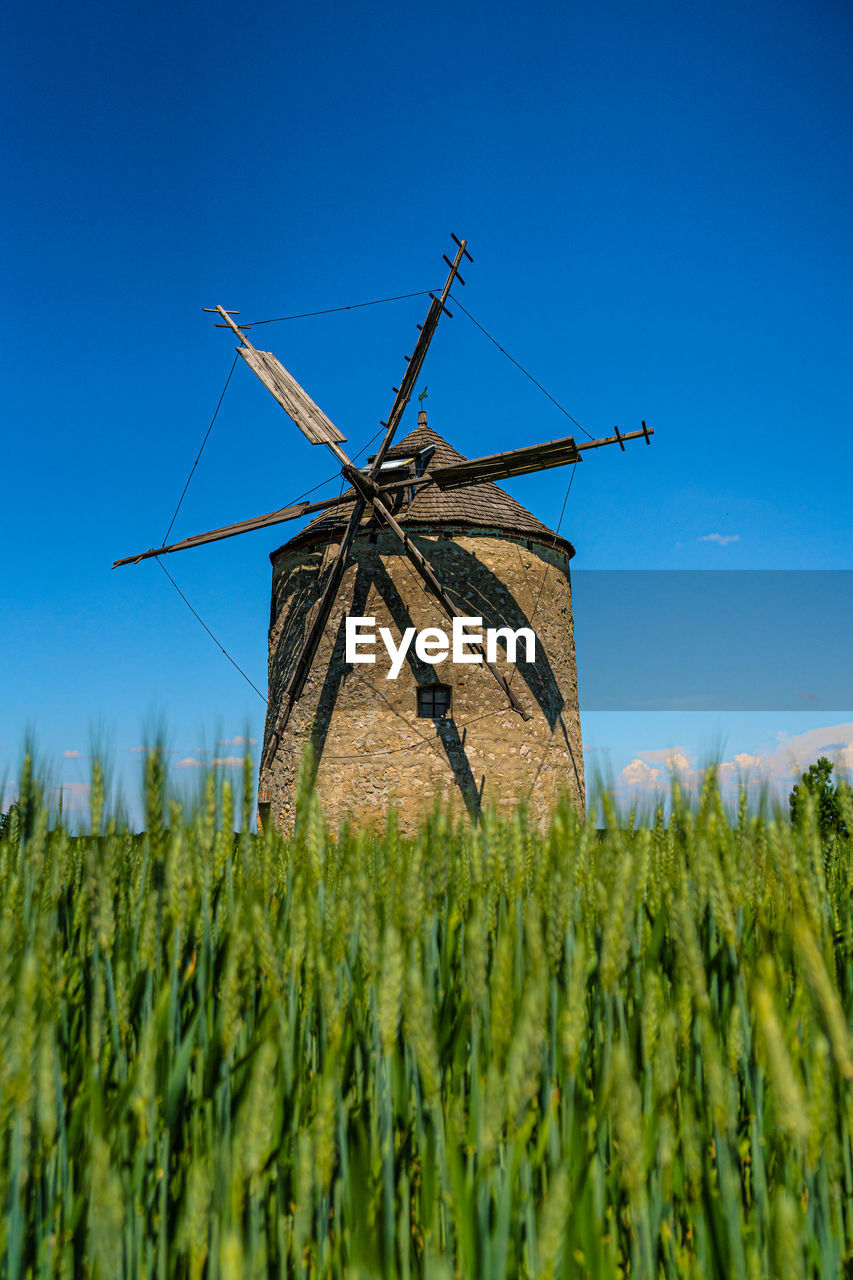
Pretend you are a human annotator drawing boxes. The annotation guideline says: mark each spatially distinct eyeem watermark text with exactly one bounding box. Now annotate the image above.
[345,616,536,679]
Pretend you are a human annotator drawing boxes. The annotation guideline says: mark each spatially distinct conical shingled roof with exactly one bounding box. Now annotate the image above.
[272,421,574,559]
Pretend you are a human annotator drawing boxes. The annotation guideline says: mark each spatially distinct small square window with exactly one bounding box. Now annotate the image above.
[417,684,451,718]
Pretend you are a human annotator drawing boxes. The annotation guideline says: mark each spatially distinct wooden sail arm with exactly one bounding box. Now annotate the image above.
[111,470,441,570]
[367,237,470,479]
[112,494,352,568]
[205,305,346,447]
[236,347,347,446]
[576,422,653,453]
[430,424,653,491]
[431,436,580,490]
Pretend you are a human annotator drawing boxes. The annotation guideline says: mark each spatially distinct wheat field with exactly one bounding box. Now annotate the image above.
[2,751,852,1278]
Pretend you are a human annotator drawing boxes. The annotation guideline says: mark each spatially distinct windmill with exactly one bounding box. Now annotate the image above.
[114,237,653,831]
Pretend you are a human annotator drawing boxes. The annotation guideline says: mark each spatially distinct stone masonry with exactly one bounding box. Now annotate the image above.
[258,516,584,835]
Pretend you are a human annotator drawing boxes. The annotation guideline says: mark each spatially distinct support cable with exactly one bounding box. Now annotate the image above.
[162,355,239,545]
[528,461,578,624]
[245,289,441,327]
[449,293,595,441]
[156,558,267,703]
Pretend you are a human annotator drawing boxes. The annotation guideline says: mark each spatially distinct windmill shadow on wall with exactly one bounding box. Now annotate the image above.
[281,558,485,817]
[270,532,567,723]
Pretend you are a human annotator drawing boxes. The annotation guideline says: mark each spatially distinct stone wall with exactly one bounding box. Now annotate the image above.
[258,525,584,834]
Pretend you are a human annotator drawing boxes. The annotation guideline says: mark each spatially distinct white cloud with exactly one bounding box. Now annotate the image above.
[768,722,853,780]
[699,533,741,546]
[127,745,148,753]
[718,752,766,777]
[621,758,661,787]
[64,749,82,759]
[217,735,257,747]
[177,752,250,770]
[638,746,693,766]
[611,723,853,802]
[622,749,694,791]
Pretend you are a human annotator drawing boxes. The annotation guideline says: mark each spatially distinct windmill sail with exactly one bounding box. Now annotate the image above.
[430,425,653,491]
[111,494,356,568]
[431,436,580,490]
[237,348,346,445]
[262,240,473,752]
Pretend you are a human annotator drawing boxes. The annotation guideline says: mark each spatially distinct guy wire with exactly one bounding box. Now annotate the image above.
[163,355,239,546]
[246,289,441,327]
[449,293,594,440]
[156,558,267,703]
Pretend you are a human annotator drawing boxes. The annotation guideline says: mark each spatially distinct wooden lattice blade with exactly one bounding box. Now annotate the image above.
[431,435,580,491]
[237,347,346,445]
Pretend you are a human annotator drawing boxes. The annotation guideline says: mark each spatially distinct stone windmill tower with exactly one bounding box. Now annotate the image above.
[259,412,585,832]
[114,236,652,832]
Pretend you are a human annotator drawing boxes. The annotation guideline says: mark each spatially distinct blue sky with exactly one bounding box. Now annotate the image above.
[3,0,852,821]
